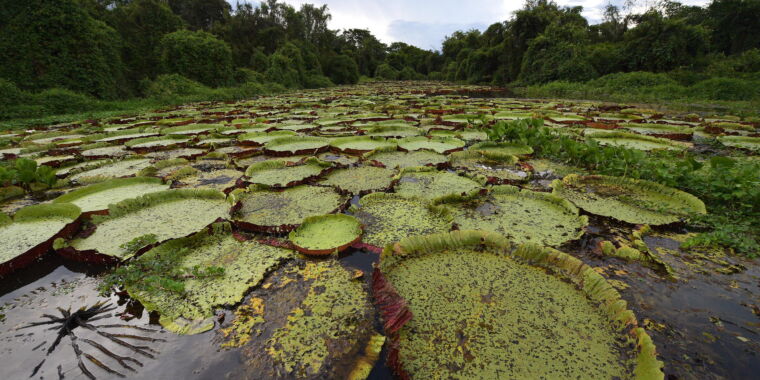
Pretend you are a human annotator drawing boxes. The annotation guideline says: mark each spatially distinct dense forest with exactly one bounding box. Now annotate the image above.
[1,0,759,120]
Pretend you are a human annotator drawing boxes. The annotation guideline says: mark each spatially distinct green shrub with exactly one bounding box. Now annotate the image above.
[588,72,679,92]
[265,51,302,88]
[324,55,360,85]
[689,77,760,101]
[303,74,334,89]
[398,67,418,80]
[0,79,28,107]
[158,30,234,87]
[142,74,210,99]
[234,68,265,85]
[34,88,97,114]
[375,64,399,80]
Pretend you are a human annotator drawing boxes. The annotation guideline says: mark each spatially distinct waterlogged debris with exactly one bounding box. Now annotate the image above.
[232,185,348,233]
[245,158,332,188]
[288,214,362,256]
[124,223,293,334]
[64,189,229,260]
[352,193,452,249]
[0,203,81,275]
[442,185,587,246]
[395,167,484,202]
[220,260,375,379]
[320,165,396,195]
[375,230,664,379]
[52,177,169,215]
[552,174,706,225]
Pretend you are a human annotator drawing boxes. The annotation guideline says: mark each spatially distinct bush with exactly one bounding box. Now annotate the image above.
[158,30,234,87]
[0,79,28,107]
[375,64,399,80]
[142,74,210,99]
[34,89,97,114]
[398,67,418,81]
[324,55,360,85]
[303,74,334,89]
[588,72,679,92]
[265,52,302,88]
[234,68,265,85]
[689,77,760,101]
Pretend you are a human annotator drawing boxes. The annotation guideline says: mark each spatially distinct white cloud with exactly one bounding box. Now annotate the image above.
[232,0,711,49]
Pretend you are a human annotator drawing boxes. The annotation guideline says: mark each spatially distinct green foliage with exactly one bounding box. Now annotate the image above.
[324,55,360,85]
[689,77,760,101]
[119,233,159,256]
[158,30,234,87]
[142,74,209,98]
[0,158,59,191]
[0,79,29,108]
[0,0,126,99]
[487,119,760,257]
[99,245,225,295]
[33,88,97,114]
[375,64,399,80]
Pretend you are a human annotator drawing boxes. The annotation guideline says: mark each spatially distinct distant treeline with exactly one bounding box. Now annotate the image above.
[1,0,759,109]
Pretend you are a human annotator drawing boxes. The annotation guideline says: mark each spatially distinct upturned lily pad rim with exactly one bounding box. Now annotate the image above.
[288,214,363,256]
[52,177,166,215]
[244,157,333,188]
[329,136,398,154]
[263,136,331,156]
[396,136,466,154]
[376,230,664,380]
[551,174,707,225]
[1,203,82,276]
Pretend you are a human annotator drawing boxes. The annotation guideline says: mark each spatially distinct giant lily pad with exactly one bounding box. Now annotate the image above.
[126,223,294,334]
[552,174,706,225]
[365,149,448,169]
[65,189,229,260]
[470,141,533,158]
[239,131,297,146]
[0,204,81,276]
[442,185,587,246]
[395,168,484,202]
[375,230,663,379]
[220,260,375,379]
[397,136,465,154]
[352,193,452,249]
[362,124,421,137]
[67,158,152,184]
[320,166,396,195]
[245,158,331,188]
[52,177,169,215]
[232,185,348,233]
[718,135,760,152]
[586,131,689,151]
[125,136,189,153]
[330,136,397,154]
[288,214,362,255]
[264,136,330,156]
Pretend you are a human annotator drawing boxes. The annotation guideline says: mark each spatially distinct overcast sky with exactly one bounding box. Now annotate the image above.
[232,1,710,50]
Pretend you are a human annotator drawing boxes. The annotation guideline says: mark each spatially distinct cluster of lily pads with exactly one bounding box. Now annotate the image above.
[2,81,756,379]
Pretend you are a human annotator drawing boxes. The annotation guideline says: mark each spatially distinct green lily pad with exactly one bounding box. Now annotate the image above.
[395,168,484,202]
[288,214,362,255]
[330,136,397,154]
[220,259,375,379]
[320,166,396,195]
[552,174,706,225]
[264,136,330,156]
[126,223,294,335]
[586,131,689,151]
[375,230,663,379]
[365,150,448,169]
[232,185,348,233]
[52,177,169,214]
[362,124,421,138]
[239,131,297,145]
[67,189,229,260]
[718,135,760,152]
[245,158,331,188]
[442,185,587,246]
[470,141,534,158]
[0,203,81,275]
[352,193,452,248]
[173,169,244,192]
[67,158,152,184]
[397,136,465,153]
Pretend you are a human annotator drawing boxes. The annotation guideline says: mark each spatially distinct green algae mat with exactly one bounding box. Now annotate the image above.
[232,185,348,233]
[125,223,294,335]
[442,185,587,246]
[552,174,706,225]
[65,189,229,260]
[375,230,663,379]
